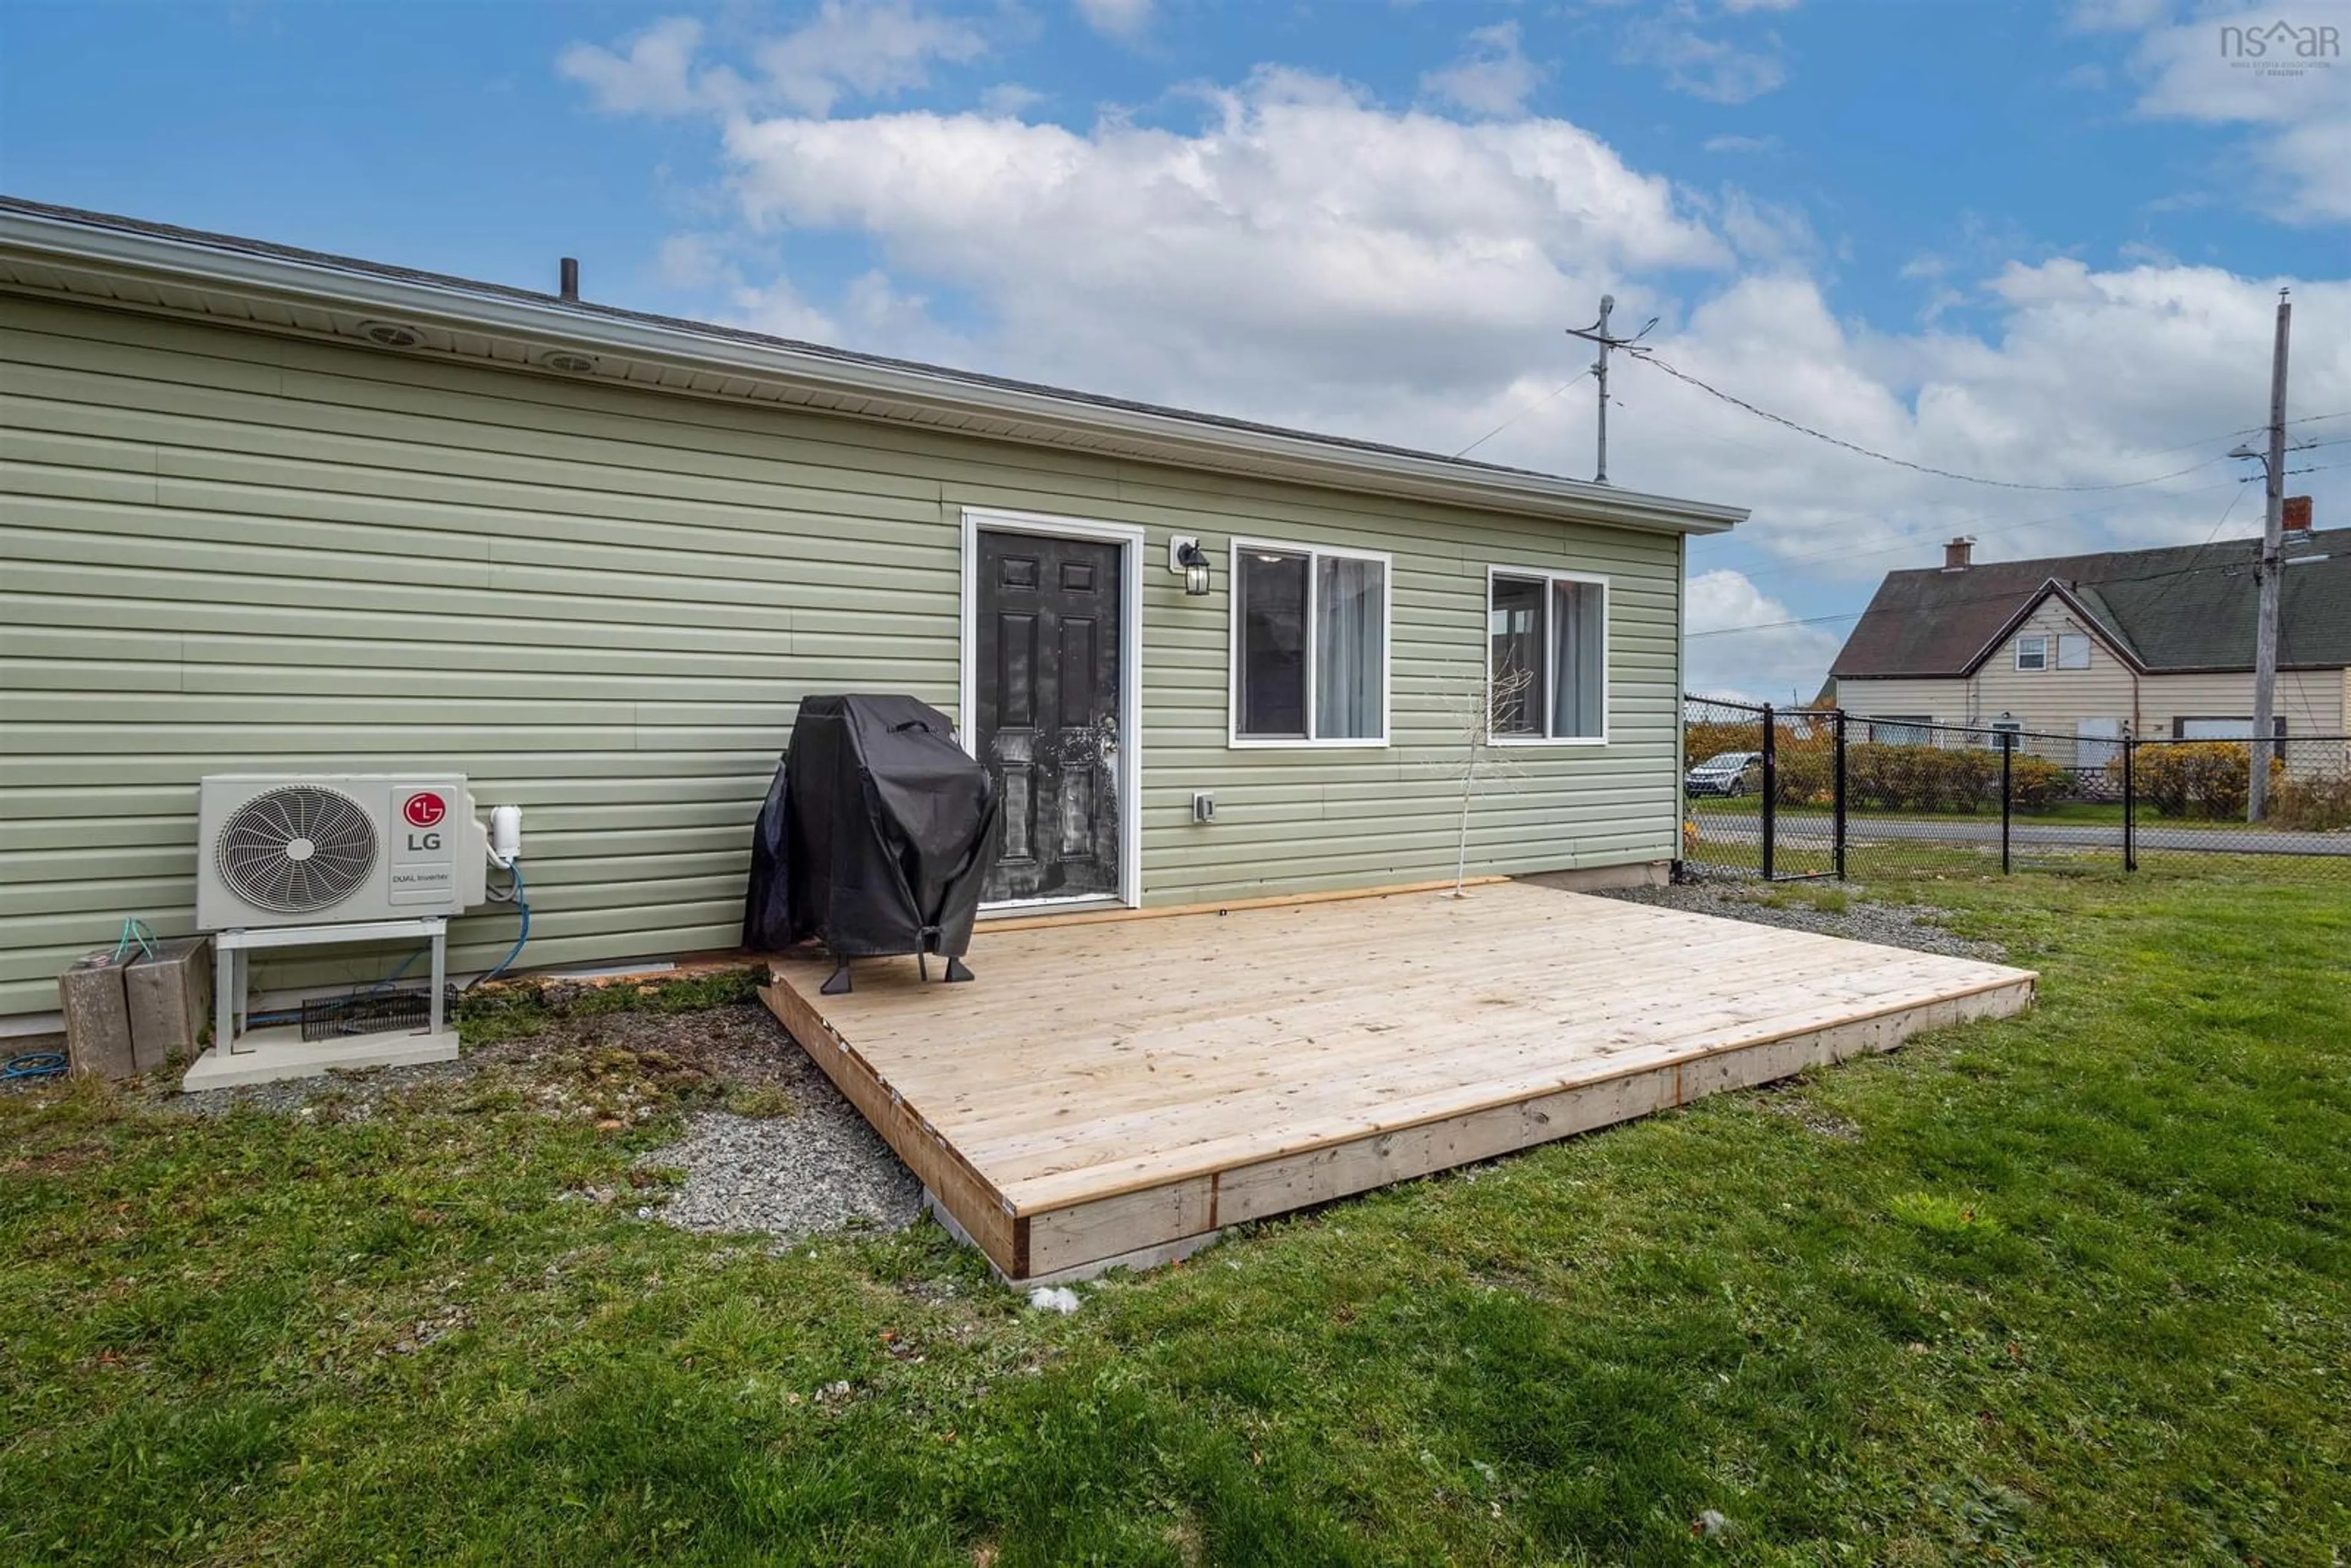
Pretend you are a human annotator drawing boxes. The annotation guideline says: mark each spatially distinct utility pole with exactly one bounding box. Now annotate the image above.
[1565,296,1654,486]
[2249,287,2290,823]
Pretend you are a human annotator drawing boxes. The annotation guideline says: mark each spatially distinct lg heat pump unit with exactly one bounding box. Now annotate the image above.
[197,776,490,930]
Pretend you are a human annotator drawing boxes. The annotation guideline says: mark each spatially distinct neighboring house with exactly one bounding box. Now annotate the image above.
[0,198,1745,1021]
[1832,533,2351,766]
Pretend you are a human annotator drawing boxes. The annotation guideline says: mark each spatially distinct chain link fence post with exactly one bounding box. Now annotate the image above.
[2000,729,2014,875]
[2123,726,2137,872]
[1834,708,1849,882]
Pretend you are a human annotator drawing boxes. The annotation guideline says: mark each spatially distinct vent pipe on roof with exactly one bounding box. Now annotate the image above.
[559,257,580,302]
[1943,536,1974,572]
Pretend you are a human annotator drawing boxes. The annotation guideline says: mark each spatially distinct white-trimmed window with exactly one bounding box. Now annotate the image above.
[2014,634,2049,671]
[1487,567,1608,743]
[1869,715,1934,746]
[2056,632,2091,670]
[1229,540,1390,746]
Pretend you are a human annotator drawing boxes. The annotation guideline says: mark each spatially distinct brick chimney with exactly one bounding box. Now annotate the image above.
[1942,536,1974,572]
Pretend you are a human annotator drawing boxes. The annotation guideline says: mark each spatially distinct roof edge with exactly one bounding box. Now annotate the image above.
[1955,579,2151,678]
[0,198,1747,537]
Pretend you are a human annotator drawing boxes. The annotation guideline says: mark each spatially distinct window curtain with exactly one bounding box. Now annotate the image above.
[1314,555,1385,740]
[1550,580,1605,738]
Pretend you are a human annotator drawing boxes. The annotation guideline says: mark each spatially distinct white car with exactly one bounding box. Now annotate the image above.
[1685,751,1763,798]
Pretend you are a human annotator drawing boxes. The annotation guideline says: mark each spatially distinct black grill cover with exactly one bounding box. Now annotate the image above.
[741,695,1000,961]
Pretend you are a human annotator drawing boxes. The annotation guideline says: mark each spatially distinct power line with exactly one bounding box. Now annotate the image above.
[1452,372,1589,459]
[1627,346,2232,492]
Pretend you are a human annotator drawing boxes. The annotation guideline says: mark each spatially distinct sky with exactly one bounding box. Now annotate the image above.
[4,0,2347,699]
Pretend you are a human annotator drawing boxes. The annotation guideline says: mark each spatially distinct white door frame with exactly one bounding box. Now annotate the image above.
[959,505,1145,912]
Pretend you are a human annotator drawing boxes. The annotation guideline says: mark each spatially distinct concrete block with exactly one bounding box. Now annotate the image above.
[126,937,213,1071]
[58,951,135,1079]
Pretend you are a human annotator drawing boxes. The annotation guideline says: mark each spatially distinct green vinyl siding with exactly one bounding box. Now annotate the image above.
[0,293,1689,1017]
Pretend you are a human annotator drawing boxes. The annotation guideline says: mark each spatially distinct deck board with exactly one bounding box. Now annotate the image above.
[764,882,2036,1281]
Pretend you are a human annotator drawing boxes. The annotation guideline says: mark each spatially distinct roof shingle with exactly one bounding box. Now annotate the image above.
[1830,527,2351,677]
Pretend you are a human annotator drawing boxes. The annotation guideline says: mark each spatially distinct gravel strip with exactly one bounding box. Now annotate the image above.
[621,1003,923,1243]
[1594,880,2007,962]
[637,1106,922,1239]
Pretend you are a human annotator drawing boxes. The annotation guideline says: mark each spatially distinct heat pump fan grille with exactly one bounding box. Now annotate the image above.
[216,784,379,914]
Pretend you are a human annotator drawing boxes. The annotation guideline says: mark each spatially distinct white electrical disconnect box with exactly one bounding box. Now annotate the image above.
[1192,790,1216,823]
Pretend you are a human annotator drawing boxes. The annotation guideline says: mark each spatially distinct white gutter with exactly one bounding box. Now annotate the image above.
[0,203,1746,536]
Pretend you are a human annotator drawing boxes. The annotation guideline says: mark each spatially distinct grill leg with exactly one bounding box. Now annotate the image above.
[820,959,853,996]
[945,958,975,983]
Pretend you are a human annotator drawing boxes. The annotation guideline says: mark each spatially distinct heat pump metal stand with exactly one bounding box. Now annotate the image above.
[183,917,459,1091]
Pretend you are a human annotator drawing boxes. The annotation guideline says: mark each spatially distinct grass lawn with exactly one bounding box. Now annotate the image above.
[4,866,2347,1564]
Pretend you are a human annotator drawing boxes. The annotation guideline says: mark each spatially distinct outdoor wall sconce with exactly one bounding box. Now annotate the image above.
[1169,536,1212,596]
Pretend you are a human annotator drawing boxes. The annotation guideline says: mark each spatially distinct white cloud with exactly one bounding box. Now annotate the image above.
[1711,186,1818,266]
[1620,13,1789,103]
[1722,0,1801,12]
[980,81,1046,116]
[558,17,709,116]
[2068,0,2170,33]
[1686,569,1840,700]
[1074,0,1153,43]
[1702,133,1778,154]
[720,68,1728,413]
[560,4,987,121]
[756,0,988,117]
[2112,3,2351,223]
[1421,21,1543,117]
[654,232,729,290]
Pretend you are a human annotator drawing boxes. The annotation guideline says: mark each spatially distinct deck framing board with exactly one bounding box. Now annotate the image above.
[758,979,1027,1275]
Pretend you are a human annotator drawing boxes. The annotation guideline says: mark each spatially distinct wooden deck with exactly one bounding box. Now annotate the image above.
[761,881,2036,1282]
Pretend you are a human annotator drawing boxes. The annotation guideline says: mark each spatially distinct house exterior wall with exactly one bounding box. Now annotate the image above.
[1833,677,1968,732]
[1968,601,2138,745]
[1841,607,2346,762]
[0,293,1689,1017]
[2137,669,2342,738]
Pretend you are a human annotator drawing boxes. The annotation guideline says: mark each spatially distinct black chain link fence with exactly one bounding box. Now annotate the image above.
[1682,695,2350,882]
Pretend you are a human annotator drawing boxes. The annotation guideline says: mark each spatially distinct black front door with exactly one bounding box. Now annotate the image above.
[974,530,1123,904]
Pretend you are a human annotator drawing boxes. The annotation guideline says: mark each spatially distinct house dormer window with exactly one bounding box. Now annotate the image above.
[2057,632,2090,669]
[2014,635,2048,671]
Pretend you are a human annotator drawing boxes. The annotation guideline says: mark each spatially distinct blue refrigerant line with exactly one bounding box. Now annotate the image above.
[468,860,531,991]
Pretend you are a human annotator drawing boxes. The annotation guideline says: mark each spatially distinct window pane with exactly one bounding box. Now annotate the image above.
[1488,576,1546,734]
[1237,550,1308,737]
[1314,555,1385,740]
[1870,715,1932,745]
[2057,634,2090,669]
[1550,579,1605,738]
[2015,636,2047,669]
